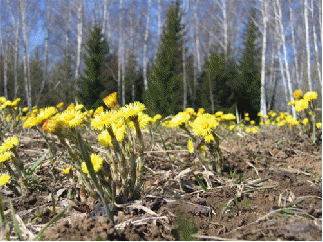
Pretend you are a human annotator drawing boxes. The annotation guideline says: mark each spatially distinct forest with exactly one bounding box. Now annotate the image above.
[0,0,321,118]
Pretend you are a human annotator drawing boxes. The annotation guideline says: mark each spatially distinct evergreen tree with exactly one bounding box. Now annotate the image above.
[198,46,238,114]
[237,8,261,120]
[78,25,110,110]
[125,52,144,104]
[145,0,185,116]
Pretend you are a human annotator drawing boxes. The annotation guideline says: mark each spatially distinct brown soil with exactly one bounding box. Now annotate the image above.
[1,126,322,241]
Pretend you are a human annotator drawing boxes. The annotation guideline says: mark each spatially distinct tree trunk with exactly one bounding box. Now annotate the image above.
[36,0,50,106]
[289,0,300,89]
[260,0,267,117]
[75,1,83,81]
[7,0,19,99]
[276,0,296,117]
[304,0,313,90]
[143,0,151,92]
[20,0,32,110]
[310,0,321,86]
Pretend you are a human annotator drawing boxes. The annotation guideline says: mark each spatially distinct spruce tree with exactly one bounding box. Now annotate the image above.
[78,25,110,110]
[145,0,185,116]
[237,8,261,120]
[198,47,238,114]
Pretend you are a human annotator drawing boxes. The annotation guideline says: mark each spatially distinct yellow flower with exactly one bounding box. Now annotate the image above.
[56,102,64,109]
[94,106,104,116]
[81,154,104,174]
[75,104,84,111]
[245,113,249,117]
[58,109,86,128]
[42,119,62,134]
[197,108,205,115]
[185,108,195,115]
[265,120,270,125]
[215,111,223,117]
[245,116,250,121]
[221,113,236,120]
[91,110,120,130]
[0,96,6,104]
[103,92,118,109]
[0,152,12,162]
[205,134,214,143]
[250,120,255,125]
[98,130,113,147]
[316,123,322,128]
[293,90,302,99]
[22,107,29,112]
[0,174,10,185]
[23,107,57,128]
[302,118,309,125]
[288,101,295,106]
[191,114,218,136]
[259,121,264,125]
[121,102,146,119]
[229,124,235,130]
[66,103,75,111]
[187,139,194,153]
[294,99,309,112]
[168,112,190,127]
[0,136,19,153]
[62,166,73,174]
[303,91,318,102]
[245,127,251,133]
[257,112,261,117]
[252,127,258,133]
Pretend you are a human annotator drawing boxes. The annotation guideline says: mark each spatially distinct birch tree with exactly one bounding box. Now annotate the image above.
[276,0,296,117]
[259,0,268,117]
[304,0,313,90]
[143,0,151,91]
[75,0,84,81]
[19,0,32,110]
[7,0,19,99]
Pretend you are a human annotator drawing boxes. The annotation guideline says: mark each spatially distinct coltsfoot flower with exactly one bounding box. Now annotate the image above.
[293,90,302,99]
[62,166,73,174]
[303,91,318,102]
[0,136,19,152]
[103,92,118,109]
[42,119,62,134]
[0,152,12,162]
[190,113,218,136]
[81,154,104,174]
[0,174,10,185]
[121,102,146,119]
[294,99,309,112]
[187,139,194,153]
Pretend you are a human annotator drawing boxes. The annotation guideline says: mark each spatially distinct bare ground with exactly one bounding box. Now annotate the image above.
[1,125,322,241]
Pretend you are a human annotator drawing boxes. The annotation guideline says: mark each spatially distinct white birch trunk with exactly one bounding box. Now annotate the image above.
[310,0,321,86]
[260,0,267,117]
[20,0,32,110]
[157,0,162,49]
[75,1,83,81]
[66,1,72,50]
[304,0,313,90]
[36,0,50,105]
[7,0,19,99]
[276,0,296,118]
[143,0,151,91]
[289,0,300,88]
[193,1,201,107]
[117,0,123,102]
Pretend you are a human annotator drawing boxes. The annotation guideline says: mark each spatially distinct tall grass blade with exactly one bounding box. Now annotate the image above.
[36,206,69,241]
[9,201,24,241]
